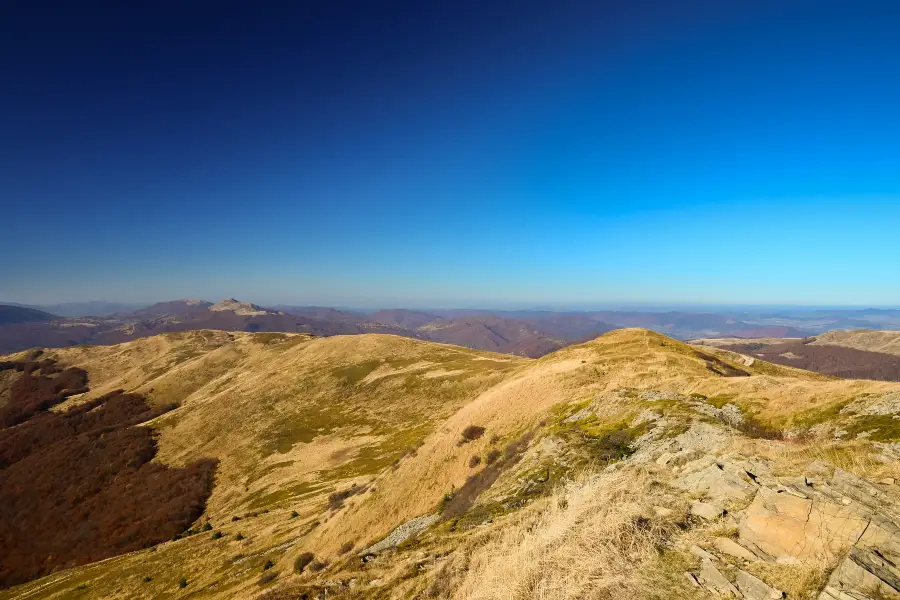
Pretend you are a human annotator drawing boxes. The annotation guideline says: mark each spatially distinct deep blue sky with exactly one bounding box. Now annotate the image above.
[3,0,900,307]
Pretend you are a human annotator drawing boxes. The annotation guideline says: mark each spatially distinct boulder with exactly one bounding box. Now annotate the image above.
[698,559,740,597]
[690,545,716,561]
[715,537,759,562]
[691,500,725,520]
[679,462,757,501]
[736,569,783,599]
[818,548,900,599]
[739,487,868,562]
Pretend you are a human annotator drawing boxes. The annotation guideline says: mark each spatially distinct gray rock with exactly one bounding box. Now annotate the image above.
[690,545,716,561]
[715,537,759,562]
[698,559,740,597]
[678,462,757,501]
[359,513,439,555]
[691,500,725,520]
[736,569,783,599]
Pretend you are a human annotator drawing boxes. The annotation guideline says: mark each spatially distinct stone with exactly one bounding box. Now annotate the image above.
[714,537,759,562]
[739,487,869,562]
[678,462,758,501]
[698,559,740,597]
[652,505,673,517]
[818,548,900,599]
[690,545,716,561]
[880,477,896,486]
[684,571,700,587]
[656,451,675,466]
[691,500,725,520]
[736,569,783,599]
[806,459,833,475]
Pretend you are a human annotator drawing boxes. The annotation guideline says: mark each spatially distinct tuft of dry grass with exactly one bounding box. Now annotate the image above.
[443,468,694,600]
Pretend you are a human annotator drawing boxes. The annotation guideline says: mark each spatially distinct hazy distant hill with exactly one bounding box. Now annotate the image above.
[370,309,442,330]
[132,299,214,318]
[0,305,57,325]
[13,300,900,358]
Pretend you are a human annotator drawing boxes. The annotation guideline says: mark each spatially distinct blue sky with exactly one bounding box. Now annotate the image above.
[2,0,900,307]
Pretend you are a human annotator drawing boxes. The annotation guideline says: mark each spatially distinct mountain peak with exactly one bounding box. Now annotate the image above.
[209,298,272,316]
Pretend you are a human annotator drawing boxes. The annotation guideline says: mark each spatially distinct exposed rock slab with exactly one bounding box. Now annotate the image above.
[359,514,439,555]
[736,569,783,599]
[739,487,869,562]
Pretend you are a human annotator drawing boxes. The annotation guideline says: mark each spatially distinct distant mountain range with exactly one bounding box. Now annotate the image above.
[2,298,900,356]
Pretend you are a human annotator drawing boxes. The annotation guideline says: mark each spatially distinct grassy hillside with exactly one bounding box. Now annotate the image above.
[4,328,900,599]
[813,328,900,356]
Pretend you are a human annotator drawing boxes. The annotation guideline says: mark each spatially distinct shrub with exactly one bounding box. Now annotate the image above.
[257,571,277,586]
[290,511,299,518]
[443,433,532,518]
[327,484,366,510]
[211,531,222,540]
[235,533,245,540]
[460,425,486,444]
[143,576,152,583]
[201,523,213,532]
[308,560,328,572]
[231,516,241,522]
[263,559,275,571]
[178,577,188,589]
[468,455,482,468]
[339,541,355,554]
[294,552,315,573]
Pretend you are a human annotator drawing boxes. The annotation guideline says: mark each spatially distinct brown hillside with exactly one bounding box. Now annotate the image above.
[0,358,215,589]
[5,329,900,600]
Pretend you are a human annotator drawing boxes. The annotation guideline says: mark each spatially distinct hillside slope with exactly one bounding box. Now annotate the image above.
[696,330,900,382]
[0,305,57,325]
[5,330,900,599]
[813,328,900,356]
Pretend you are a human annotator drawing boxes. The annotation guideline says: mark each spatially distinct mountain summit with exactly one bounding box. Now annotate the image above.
[209,298,276,316]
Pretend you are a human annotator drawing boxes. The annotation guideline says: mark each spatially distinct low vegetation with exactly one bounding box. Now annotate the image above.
[7,328,900,600]
[0,360,216,589]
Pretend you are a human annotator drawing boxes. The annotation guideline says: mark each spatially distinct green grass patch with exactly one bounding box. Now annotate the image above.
[844,415,900,442]
[245,481,331,511]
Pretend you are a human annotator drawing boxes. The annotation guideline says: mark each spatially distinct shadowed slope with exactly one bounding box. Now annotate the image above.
[0,359,216,589]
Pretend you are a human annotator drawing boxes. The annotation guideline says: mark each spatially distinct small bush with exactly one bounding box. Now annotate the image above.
[308,560,328,572]
[235,533,245,540]
[294,552,315,573]
[231,516,241,522]
[485,449,501,465]
[339,541,355,554]
[263,559,275,571]
[211,531,223,540]
[178,577,188,589]
[290,511,299,518]
[143,576,152,583]
[328,484,366,510]
[459,425,486,444]
[257,571,277,586]
[201,523,213,532]
[468,455,482,468]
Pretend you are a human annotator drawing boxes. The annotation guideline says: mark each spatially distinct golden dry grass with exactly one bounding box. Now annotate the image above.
[5,327,900,599]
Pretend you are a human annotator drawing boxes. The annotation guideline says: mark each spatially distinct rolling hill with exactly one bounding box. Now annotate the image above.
[5,329,900,599]
[0,305,57,325]
[695,329,900,382]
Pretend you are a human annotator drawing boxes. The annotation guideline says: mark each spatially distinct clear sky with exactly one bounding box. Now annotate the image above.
[2,0,900,307]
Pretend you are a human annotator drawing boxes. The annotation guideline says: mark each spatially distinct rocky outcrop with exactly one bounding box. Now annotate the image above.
[666,439,900,598]
[359,513,439,555]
